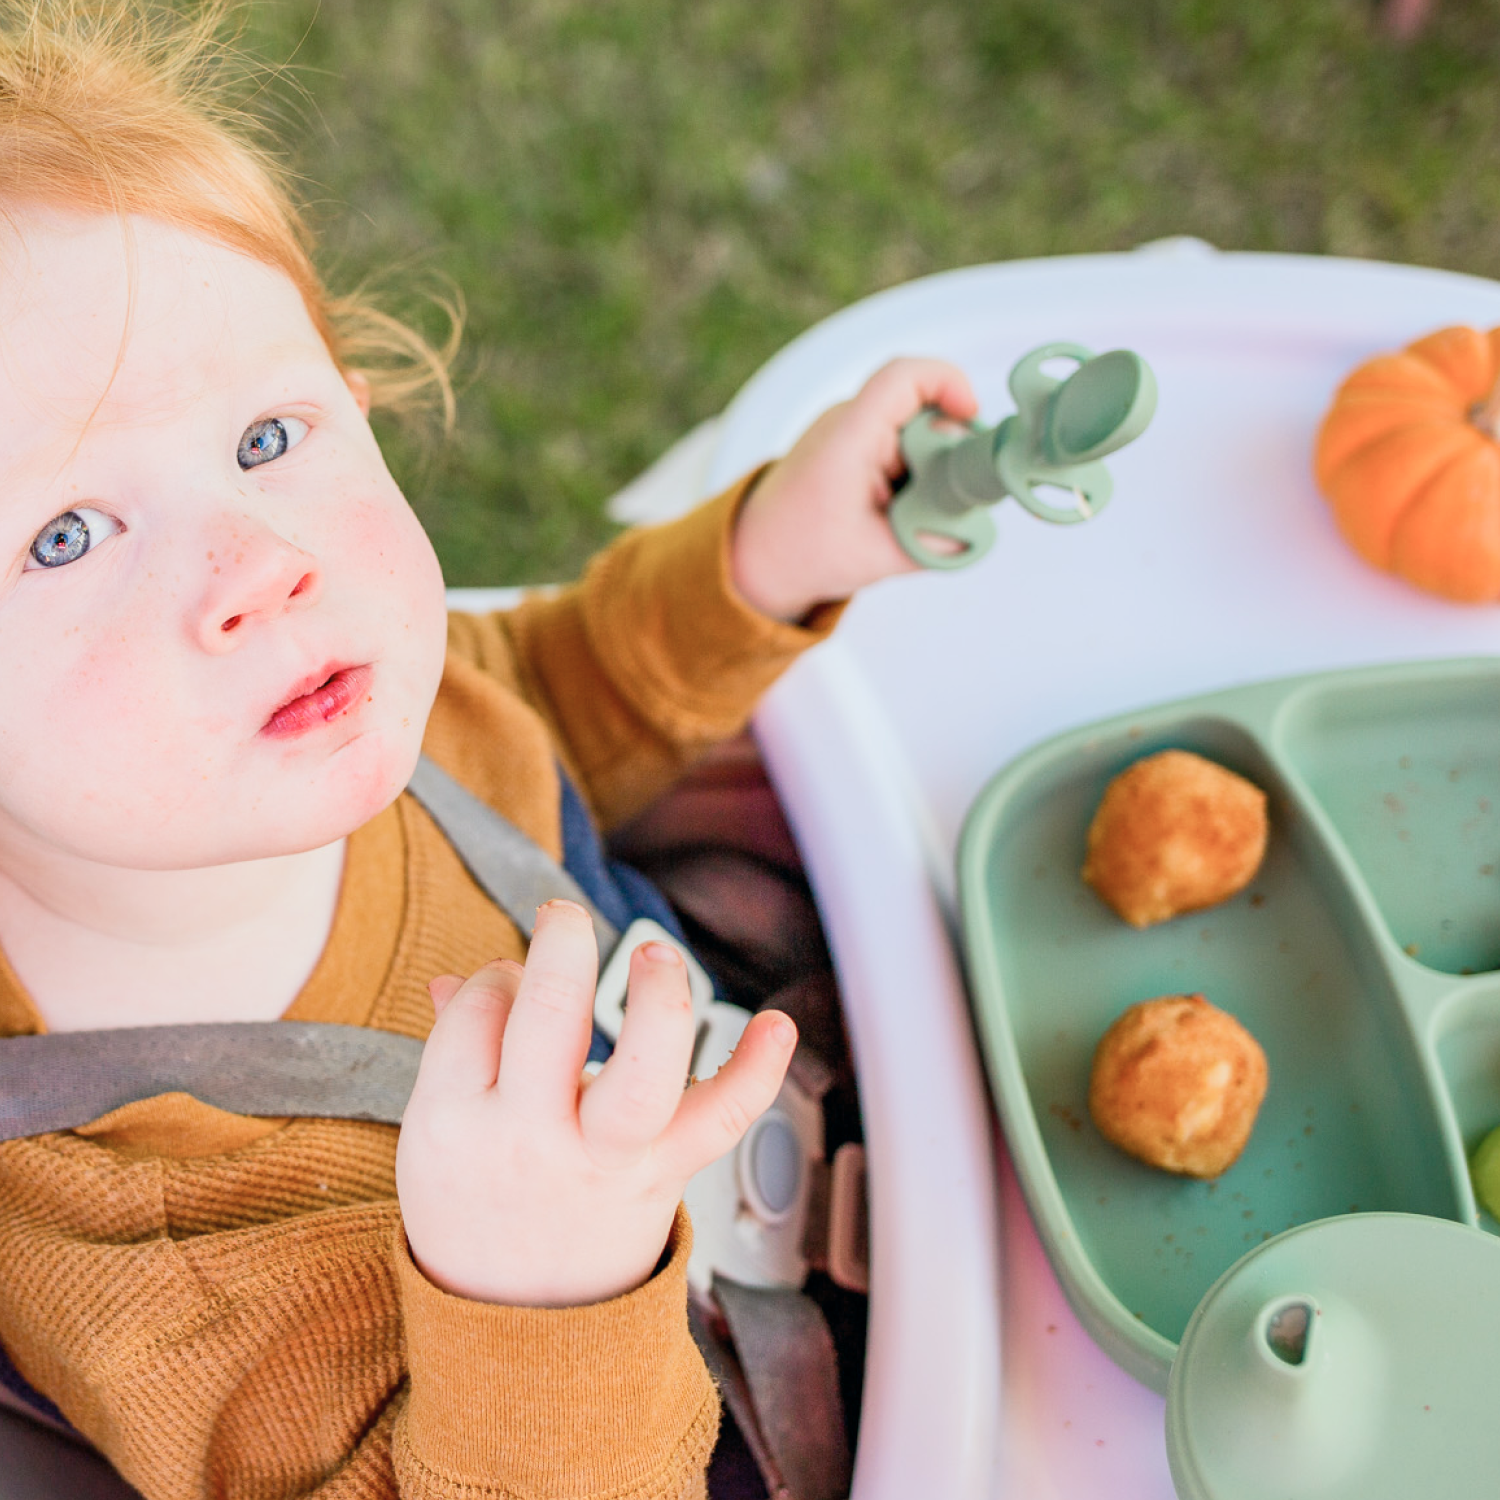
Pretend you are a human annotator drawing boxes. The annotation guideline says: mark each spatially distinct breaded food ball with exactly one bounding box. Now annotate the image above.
[1082,749,1268,928]
[1088,994,1268,1178]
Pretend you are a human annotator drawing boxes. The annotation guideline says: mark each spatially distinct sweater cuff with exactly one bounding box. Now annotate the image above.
[578,472,845,746]
[393,1207,718,1497]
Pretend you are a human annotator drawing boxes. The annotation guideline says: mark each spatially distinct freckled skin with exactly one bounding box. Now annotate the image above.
[0,210,450,870]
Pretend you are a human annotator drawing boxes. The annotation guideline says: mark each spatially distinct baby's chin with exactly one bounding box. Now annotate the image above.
[92,732,423,871]
[242,732,422,857]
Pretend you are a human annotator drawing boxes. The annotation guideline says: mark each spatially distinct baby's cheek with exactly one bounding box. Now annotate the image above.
[346,495,442,591]
[29,636,178,779]
[343,493,448,661]
[0,646,153,853]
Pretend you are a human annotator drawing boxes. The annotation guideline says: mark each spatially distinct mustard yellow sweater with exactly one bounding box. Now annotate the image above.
[0,481,836,1500]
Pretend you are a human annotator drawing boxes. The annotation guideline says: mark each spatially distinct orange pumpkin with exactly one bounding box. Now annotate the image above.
[1315,325,1500,603]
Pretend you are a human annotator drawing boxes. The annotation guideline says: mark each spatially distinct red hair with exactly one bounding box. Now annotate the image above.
[0,1,457,424]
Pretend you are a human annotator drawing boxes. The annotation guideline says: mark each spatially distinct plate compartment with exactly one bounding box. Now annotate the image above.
[959,658,1500,1391]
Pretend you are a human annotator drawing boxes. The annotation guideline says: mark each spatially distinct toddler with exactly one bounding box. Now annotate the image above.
[0,5,976,1498]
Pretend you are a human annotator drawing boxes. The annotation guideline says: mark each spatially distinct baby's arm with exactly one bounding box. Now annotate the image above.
[388,903,793,1496]
[449,356,975,829]
[395,899,795,1306]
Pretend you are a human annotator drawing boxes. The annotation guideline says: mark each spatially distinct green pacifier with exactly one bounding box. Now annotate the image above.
[889,342,1158,570]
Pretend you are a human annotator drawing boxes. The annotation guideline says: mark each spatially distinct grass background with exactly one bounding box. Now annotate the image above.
[239,0,1500,583]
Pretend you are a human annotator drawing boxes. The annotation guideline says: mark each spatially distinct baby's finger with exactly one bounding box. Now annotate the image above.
[415,959,522,1096]
[860,357,979,429]
[494,899,599,1126]
[579,941,696,1163]
[428,974,465,1016]
[658,1010,797,1182]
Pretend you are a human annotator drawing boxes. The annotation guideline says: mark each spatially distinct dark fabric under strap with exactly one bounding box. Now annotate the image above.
[0,1022,422,1143]
[405,755,621,960]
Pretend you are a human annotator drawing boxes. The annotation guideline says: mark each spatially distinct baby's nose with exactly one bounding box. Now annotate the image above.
[194,521,322,652]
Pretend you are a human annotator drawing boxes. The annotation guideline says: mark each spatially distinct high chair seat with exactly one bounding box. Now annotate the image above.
[0,1408,138,1500]
[703,239,1500,1499]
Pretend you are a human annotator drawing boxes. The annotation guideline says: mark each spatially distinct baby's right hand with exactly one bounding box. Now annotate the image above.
[394,900,796,1307]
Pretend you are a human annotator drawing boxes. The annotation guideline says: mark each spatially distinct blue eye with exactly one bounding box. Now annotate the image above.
[27,507,121,570]
[238,416,309,470]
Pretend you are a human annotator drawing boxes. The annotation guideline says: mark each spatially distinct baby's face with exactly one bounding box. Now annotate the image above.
[0,211,450,869]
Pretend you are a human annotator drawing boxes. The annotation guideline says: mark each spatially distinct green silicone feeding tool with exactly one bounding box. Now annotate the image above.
[889,341,1157,570]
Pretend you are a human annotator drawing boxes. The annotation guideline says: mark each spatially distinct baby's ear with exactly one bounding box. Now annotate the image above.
[344,369,373,417]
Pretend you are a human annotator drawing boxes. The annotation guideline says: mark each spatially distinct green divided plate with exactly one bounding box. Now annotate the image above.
[958,658,1500,1394]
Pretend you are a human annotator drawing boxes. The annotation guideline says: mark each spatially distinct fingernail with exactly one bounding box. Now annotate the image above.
[640,941,682,966]
[773,1016,797,1045]
[538,899,587,920]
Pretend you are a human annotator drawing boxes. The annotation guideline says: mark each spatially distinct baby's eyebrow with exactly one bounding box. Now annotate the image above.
[242,339,342,388]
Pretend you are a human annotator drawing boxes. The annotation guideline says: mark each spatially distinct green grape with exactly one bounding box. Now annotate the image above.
[1470,1125,1500,1221]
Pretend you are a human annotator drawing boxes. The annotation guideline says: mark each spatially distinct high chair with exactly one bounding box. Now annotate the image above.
[694,236,1500,1499]
[10,238,1500,1500]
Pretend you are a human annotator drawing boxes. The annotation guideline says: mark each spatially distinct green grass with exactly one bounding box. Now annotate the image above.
[238,0,1500,583]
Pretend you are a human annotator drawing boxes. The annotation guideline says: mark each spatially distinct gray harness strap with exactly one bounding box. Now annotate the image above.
[0,1023,420,1142]
[0,754,623,1142]
[404,755,620,959]
[710,1276,853,1500]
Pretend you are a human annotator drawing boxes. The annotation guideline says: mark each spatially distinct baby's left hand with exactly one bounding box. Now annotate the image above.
[730,357,978,622]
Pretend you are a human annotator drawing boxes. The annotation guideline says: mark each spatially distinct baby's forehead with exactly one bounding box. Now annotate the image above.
[0,210,329,419]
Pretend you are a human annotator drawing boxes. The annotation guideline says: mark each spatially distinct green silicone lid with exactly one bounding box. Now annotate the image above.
[1167,1213,1500,1500]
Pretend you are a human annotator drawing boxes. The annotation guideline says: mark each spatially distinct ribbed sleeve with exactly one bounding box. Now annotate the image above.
[447,476,842,828]
[393,1209,714,1500]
